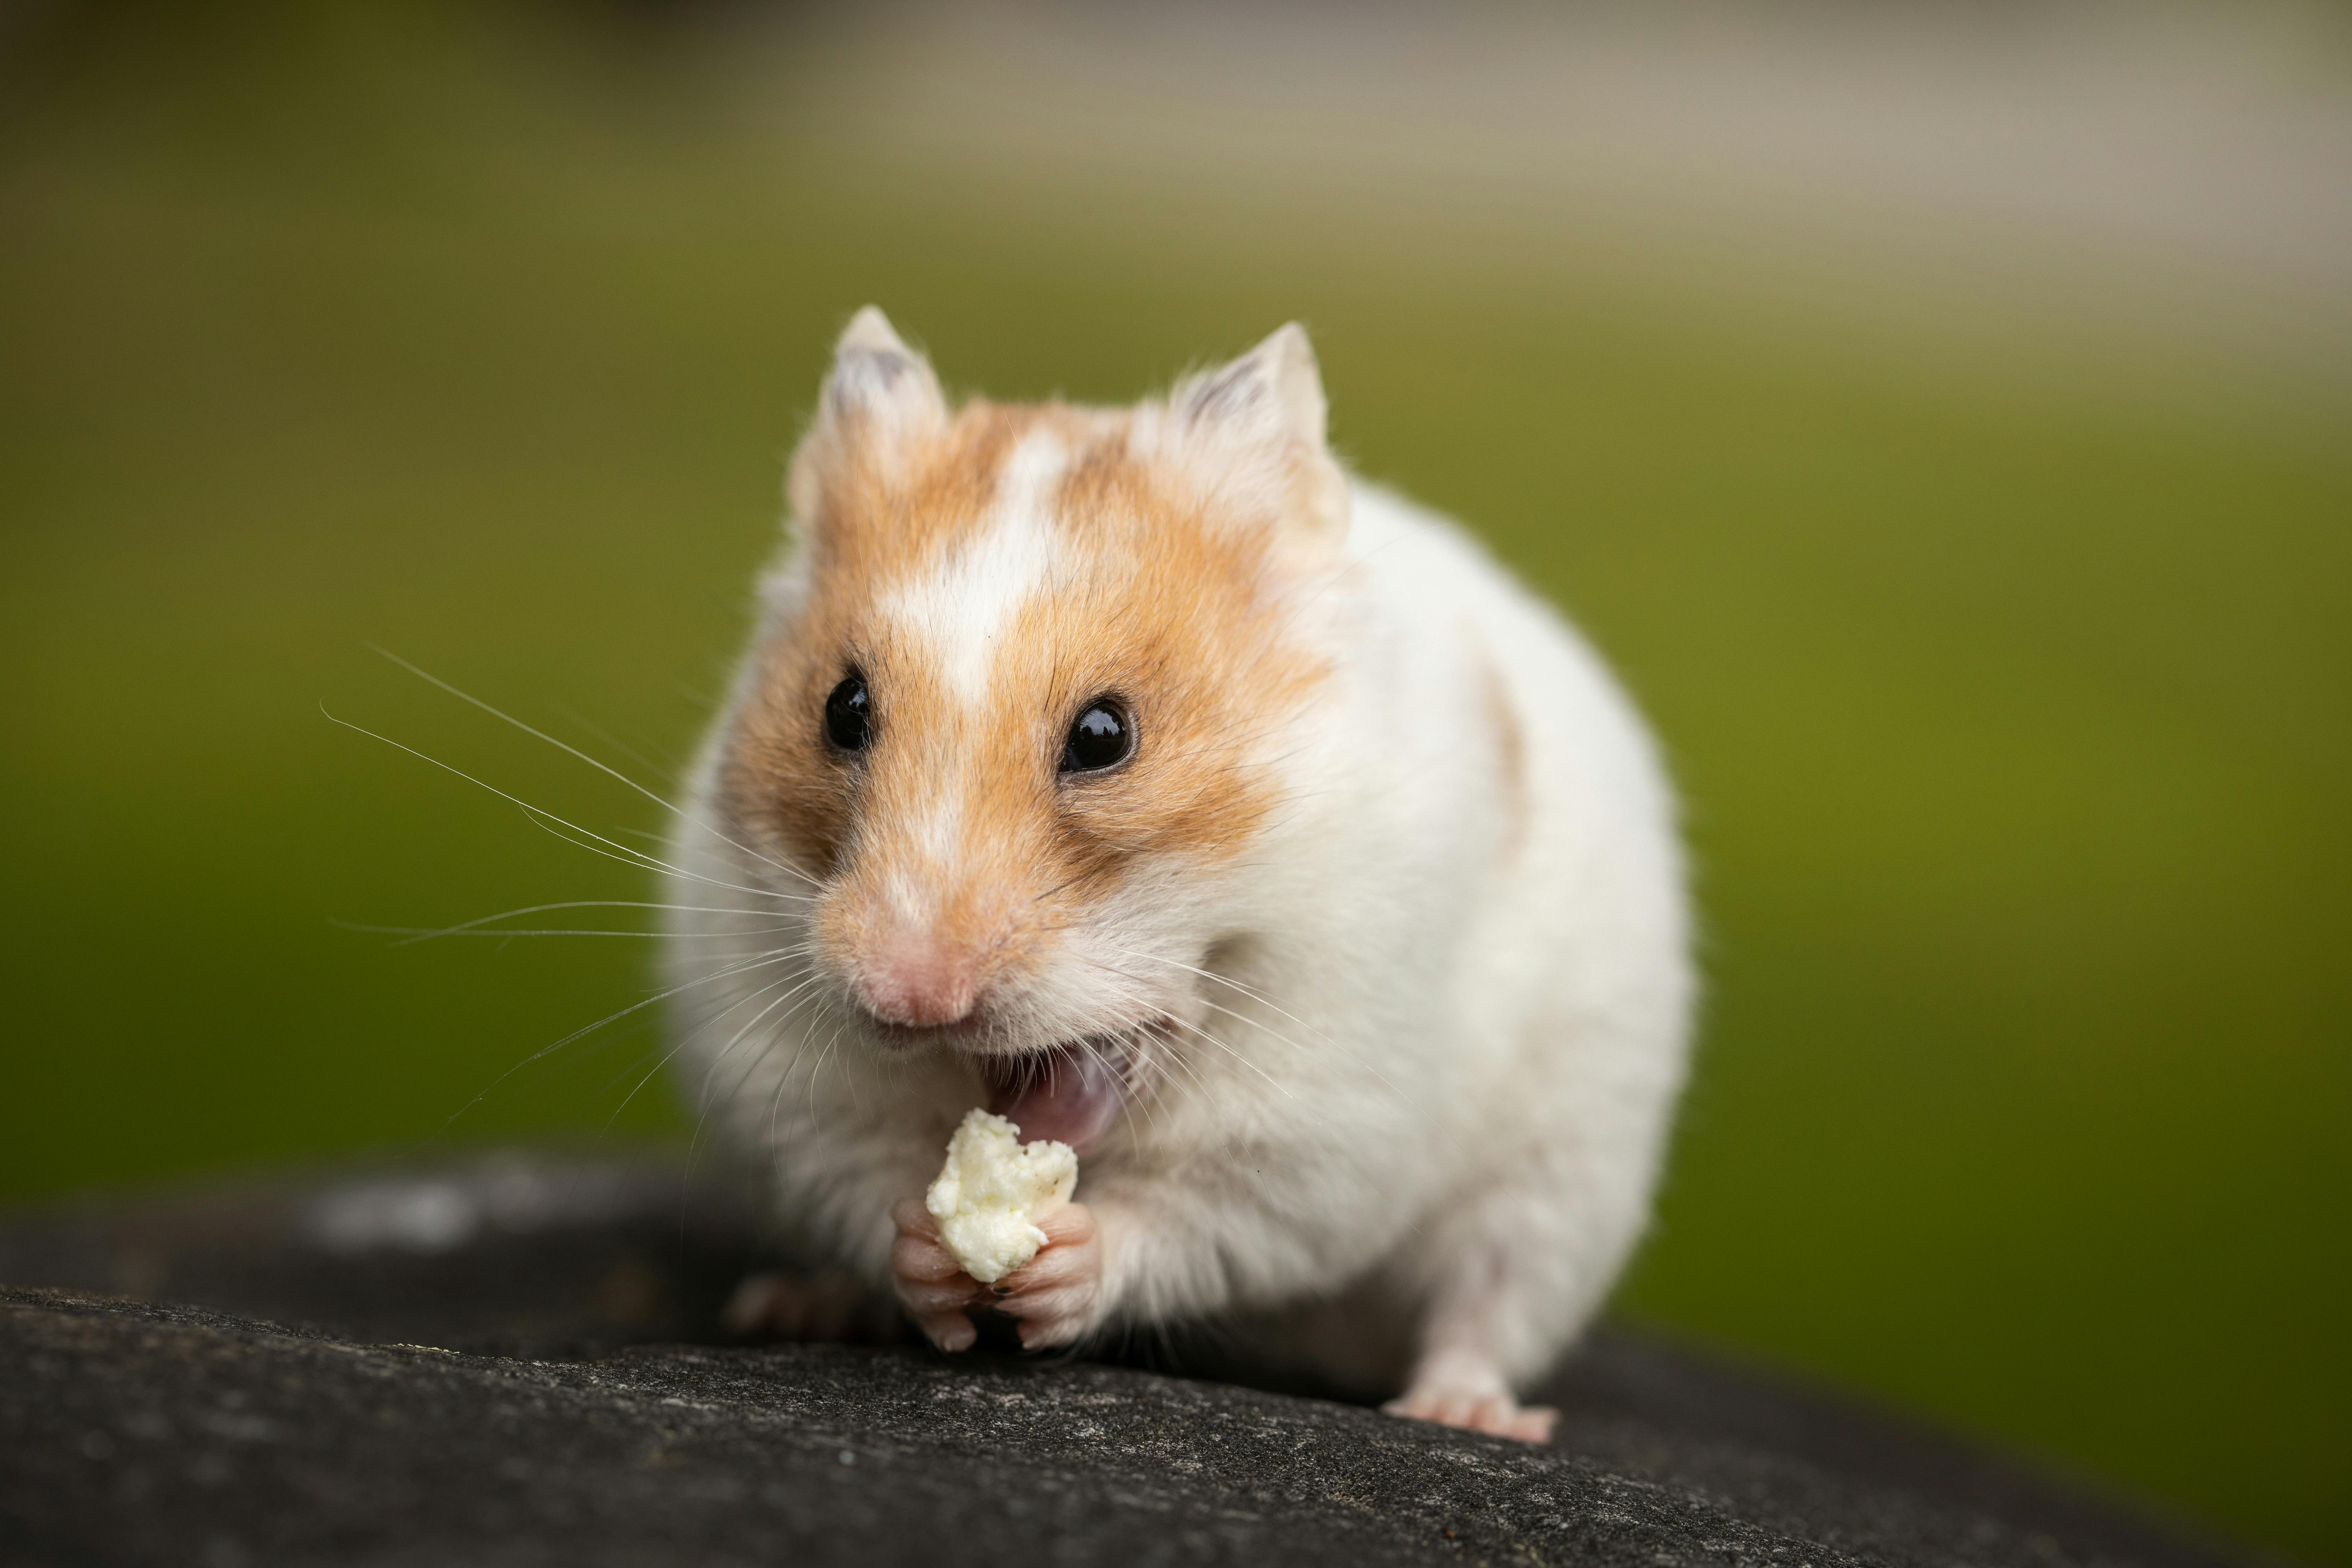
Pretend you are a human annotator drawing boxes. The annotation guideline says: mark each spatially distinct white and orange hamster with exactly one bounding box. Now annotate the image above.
[663,308,1692,1441]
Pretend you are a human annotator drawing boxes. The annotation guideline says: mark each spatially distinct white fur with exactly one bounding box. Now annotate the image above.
[879,427,1067,708]
[666,369,1690,1403]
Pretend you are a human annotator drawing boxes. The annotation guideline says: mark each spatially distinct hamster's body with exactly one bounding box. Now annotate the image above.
[664,312,1690,1438]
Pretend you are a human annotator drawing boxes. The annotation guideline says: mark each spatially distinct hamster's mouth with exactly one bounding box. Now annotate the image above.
[977,1032,1156,1155]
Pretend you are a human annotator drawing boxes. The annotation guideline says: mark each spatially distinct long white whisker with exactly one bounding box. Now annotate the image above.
[321,705,807,907]
[1188,992,1399,1098]
[699,986,839,1158]
[636,974,807,1138]
[431,944,805,1136]
[691,970,829,1118]
[338,900,796,946]
[806,1020,850,1126]
[346,924,803,940]
[369,646,823,891]
[518,807,816,909]
[685,983,831,1173]
[1101,942,1400,1093]
[1063,952,1325,1129]
[1105,944,1338,1052]
[770,1016,847,1154]
[612,964,821,1128]
[553,703,674,787]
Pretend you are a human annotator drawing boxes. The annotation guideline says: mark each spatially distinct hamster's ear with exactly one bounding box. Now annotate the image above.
[1162,323,1347,542]
[1176,322,1327,454]
[820,306,946,437]
[789,307,946,538]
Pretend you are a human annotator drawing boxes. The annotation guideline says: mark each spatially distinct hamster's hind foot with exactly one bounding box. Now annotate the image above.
[723,1271,905,1343]
[1385,1343,1559,1443]
[1384,1382,1558,1443]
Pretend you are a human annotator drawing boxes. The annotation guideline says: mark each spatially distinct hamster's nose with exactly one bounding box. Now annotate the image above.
[857,927,979,1029]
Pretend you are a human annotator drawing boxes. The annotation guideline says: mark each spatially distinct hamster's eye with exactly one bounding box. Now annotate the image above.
[823,675,871,753]
[1061,699,1131,774]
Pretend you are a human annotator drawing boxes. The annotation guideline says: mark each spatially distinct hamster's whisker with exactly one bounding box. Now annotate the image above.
[322,705,810,908]
[368,646,826,892]
[351,925,802,941]
[687,970,831,1120]
[341,900,796,947]
[1110,1028,1163,1141]
[1105,945,1350,1059]
[552,703,675,787]
[610,953,825,1134]
[610,966,818,1129]
[1140,1023,1224,1117]
[738,990,836,1113]
[1188,994,1400,1098]
[630,959,832,1128]
[521,809,814,905]
[1125,1030,1224,1140]
[686,986,818,1175]
[1058,958,1255,1145]
[782,1018,851,1143]
[752,1008,839,1152]
[699,988,832,1139]
[1152,1010,1316,1119]
[431,944,806,1139]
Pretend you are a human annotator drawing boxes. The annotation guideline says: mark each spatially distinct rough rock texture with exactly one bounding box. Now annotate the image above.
[0,1153,2246,1568]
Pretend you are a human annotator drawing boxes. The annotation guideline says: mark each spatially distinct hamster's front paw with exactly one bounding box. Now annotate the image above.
[992,1202,1103,1350]
[1385,1381,1558,1444]
[889,1198,985,1351]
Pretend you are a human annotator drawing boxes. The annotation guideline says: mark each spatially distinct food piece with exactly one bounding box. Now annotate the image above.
[924,1107,1079,1284]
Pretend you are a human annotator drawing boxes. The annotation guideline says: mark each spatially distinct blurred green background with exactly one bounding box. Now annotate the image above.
[2,3,2346,1561]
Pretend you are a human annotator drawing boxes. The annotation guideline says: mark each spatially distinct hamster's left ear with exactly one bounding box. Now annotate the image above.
[1163,323,1348,542]
[1177,322,1327,454]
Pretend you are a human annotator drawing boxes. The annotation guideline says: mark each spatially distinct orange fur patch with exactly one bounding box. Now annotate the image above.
[720,396,1334,1011]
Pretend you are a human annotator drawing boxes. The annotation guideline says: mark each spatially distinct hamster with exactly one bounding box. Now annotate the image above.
[663,308,1692,1441]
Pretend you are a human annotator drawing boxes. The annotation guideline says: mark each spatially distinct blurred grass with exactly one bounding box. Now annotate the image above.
[2,4,2347,1560]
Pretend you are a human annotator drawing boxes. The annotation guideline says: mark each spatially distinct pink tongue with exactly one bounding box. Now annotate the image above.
[985,1051,1124,1154]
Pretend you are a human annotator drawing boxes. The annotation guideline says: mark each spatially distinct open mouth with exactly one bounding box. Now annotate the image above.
[977,1037,1141,1155]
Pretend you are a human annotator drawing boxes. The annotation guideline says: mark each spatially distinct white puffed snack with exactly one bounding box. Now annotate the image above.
[924,1108,1079,1284]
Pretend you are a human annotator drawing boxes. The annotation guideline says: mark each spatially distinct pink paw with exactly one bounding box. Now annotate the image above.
[889,1198,983,1351]
[994,1202,1102,1350]
[1384,1384,1558,1444]
[888,1199,1104,1352]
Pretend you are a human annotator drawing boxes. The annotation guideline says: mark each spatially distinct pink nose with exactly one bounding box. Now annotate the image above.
[858,929,979,1028]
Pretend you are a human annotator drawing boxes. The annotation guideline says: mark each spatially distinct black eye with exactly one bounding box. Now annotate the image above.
[1061,699,1131,774]
[824,674,871,752]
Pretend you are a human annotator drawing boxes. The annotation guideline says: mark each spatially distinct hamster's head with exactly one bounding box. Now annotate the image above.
[706,308,1351,1149]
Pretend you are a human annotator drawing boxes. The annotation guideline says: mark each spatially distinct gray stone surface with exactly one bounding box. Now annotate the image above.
[0,1153,2247,1568]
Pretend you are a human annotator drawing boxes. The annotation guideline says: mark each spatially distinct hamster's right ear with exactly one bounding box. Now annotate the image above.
[789,307,947,534]
[818,306,946,439]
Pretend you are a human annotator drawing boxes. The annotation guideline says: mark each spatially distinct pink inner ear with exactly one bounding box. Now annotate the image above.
[985,1050,1125,1155]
